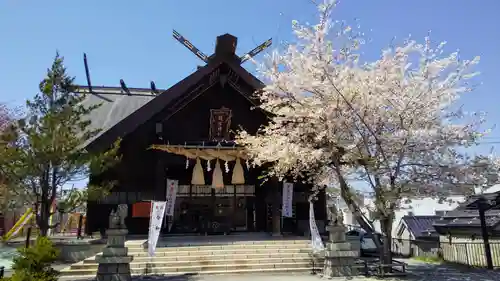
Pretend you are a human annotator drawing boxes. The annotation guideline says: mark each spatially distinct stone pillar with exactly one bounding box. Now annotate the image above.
[323,225,360,277]
[322,197,360,278]
[96,207,133,281]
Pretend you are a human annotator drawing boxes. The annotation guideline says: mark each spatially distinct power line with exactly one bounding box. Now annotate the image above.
[475,142,500,145]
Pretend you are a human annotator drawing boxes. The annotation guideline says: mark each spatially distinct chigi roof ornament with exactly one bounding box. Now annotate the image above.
[172,29,272,65]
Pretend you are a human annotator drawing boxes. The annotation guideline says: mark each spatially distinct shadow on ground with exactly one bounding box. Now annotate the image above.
[400,261,500,281]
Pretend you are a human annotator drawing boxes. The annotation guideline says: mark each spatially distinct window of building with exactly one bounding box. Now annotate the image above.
[396,224,406,237]
[435,210,446,216]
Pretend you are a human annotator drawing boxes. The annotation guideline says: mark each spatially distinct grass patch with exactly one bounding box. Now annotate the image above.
[413,256,443,264]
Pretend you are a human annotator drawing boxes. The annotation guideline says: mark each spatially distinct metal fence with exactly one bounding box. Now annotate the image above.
[392,238,500,268]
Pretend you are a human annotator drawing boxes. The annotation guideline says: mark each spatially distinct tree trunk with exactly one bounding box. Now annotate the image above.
[379,215,393,271]
[38,197,51,237]
[335,173,384,251]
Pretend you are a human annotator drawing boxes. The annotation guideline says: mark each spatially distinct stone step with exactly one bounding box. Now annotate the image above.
[125,246,310,254]
[82,252,314,264]
[133,238,311,246]
[59,266,322,280]
[126,247,312,257]
[61,261,322,276]
[126,237,308,242]
[60,237,320,278]
[126,242,311,251]
[70,257,317,270]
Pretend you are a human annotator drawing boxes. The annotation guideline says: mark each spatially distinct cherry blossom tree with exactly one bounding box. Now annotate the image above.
[236,0,500,263]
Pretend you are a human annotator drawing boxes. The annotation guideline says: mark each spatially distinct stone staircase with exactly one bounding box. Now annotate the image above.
[60,234,322,279]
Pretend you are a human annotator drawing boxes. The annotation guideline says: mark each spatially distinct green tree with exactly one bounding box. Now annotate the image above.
[0,104,26,218]
[0,53,120,236]
[2,236,60,281]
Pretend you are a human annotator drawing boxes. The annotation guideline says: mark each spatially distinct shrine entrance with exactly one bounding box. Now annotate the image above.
[83,31,328,237]
[165,185,256,235]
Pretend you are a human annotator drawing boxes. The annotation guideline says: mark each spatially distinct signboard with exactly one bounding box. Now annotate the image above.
[165,179,178,217]
[132,202,151,218]
[209,107,232,141]
[282,182,294,217]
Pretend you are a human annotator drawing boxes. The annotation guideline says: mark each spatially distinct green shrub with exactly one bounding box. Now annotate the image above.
[2,236,60,281]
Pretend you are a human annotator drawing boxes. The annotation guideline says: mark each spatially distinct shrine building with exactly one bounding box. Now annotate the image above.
[78,31,327,236]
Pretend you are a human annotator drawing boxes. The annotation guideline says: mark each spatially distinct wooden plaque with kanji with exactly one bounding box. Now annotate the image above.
[209,107,232,141]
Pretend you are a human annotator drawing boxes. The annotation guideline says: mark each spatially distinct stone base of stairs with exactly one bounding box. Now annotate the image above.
[60,234,323,279]
[60,267,323,281]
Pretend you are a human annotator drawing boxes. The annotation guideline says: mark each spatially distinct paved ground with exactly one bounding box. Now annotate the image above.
[56,260,500,281]
[400,260,500,281]
[3,258,499,281]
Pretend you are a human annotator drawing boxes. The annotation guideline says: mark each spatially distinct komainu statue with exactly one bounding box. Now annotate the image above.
[109,210,120,229]
[327,196,344,227]
[117,204,128,228]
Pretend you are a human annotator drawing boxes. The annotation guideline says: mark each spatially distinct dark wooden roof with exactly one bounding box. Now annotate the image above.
[433,209,500,228]
[401,215,440,237]
[77,56,265,152]
[433,191,500,232]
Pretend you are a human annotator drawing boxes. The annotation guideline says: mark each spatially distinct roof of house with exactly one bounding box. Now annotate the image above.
[432,191,500,230]
[401,215,440,237]
[433,209,500,228]
[77,35,265,151]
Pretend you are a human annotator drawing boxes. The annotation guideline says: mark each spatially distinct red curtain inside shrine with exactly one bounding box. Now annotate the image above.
[132,202,151,218]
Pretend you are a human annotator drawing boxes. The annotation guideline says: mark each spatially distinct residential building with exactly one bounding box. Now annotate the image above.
[392,215,440,257]
[433,190,500,267]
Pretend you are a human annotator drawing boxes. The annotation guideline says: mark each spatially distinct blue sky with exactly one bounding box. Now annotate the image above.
[1,0,500,159]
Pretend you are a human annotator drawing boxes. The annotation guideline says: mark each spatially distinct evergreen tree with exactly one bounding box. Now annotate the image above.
[2,237,60,281]
[1,53,120,236]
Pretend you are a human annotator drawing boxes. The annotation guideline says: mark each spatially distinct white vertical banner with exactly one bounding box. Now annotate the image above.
[282,182,294,217]
[309,201,325,253]
[148,201,166,257]
[165,179,178,217]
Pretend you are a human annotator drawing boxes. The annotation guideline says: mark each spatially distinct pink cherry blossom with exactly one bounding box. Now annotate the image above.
[236,0,499,216]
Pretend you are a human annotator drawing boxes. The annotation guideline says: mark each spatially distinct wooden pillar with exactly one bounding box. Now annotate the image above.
[232,186,237,231]
[255,185,266,232]
[271,178,281,236]
[246,196,255,231]
[154,122,166,233]
[154,157,165,200]
[156,157,167,234]
[478,197,494,270]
